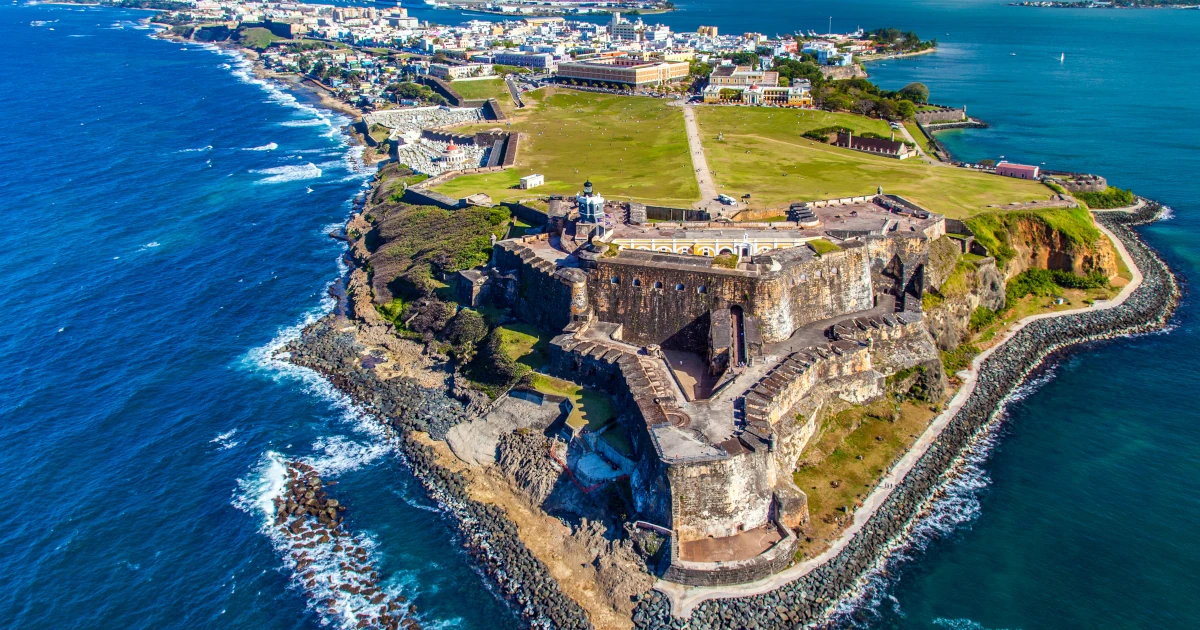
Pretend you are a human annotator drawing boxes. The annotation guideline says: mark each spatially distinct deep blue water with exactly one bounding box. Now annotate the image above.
[0,2,1196,630]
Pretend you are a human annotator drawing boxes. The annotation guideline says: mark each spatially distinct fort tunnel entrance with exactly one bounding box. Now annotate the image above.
[730,305,747,369]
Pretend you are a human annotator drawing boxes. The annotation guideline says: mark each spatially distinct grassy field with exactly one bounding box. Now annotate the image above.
[450,77,512,103]
[237,27,283,51]
[792,399,938,560]
[530,373,618,434]
[692,107,1053,218]
[434,89,700,206]
[495,322,549,370]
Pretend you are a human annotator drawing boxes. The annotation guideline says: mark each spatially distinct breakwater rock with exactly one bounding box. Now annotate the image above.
[274,460,421,630]
[629,203,1179,630]
[282,317,594,630]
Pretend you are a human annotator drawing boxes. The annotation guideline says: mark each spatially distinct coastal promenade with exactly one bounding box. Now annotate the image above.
[655,211,1146,616]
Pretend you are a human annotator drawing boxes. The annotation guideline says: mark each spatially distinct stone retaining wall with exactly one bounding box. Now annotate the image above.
[629,203,1178,629]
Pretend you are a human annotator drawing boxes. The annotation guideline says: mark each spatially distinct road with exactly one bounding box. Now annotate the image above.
[675,102,725,215]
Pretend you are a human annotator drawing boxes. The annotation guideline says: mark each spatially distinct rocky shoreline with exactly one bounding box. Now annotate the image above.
[274,460,423,630]
[627,203,1179,629]
[281,316,595,630]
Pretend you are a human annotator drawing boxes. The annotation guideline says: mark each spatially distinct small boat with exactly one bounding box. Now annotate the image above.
[1060,53,1065,62]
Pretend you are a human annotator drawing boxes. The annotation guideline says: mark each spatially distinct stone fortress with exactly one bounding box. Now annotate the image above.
[467,181,949,587]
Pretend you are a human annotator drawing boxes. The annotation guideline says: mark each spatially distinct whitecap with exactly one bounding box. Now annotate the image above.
[177,145,212,153]
[211,428,241,450]
[242,142,278,152]
[252,163,322,185]
[827,365,1061,626]
[280,118,328,128]
[145,241,160,248]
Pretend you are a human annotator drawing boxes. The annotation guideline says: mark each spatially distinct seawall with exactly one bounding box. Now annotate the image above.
[630,203,1179,628]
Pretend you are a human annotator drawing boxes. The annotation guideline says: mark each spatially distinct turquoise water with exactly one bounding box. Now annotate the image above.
[0,2,1196,629]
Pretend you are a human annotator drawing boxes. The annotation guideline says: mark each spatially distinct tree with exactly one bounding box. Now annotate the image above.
[854,98,876,116]
[875,99,896,120]
[896,99,917,120]
[469,330,527,388]
[898,82,929,104]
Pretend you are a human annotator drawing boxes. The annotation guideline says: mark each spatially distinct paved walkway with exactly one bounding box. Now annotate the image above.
[675,102,725,216]
[655,215,1145,617]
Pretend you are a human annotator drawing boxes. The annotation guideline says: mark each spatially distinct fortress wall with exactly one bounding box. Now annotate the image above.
[590,246,877,348]
[744,343,875,429]
[668,448,775,542]
[546,335,676,526]
[587,261,759,351]
[493,239,577,333]
[864,234,930,303]
[914,106,967,124]
[758,245,874,343]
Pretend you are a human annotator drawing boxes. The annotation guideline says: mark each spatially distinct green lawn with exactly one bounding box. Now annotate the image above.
[692,107,1053,219]
[495,322,548,370]
[237,27,283,51]
[434,89,700,206]
[530,373,617,433]
[450,77,512,102]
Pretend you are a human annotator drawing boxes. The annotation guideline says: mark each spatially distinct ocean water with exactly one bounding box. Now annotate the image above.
[0,2,1196,630]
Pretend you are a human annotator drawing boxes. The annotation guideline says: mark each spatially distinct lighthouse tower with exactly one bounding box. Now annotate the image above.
[576,179,606,224]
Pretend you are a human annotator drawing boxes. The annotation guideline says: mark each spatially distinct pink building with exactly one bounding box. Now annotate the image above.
[996,161,1040,180]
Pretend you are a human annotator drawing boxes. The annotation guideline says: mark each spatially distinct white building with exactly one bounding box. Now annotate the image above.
[519,174,544,189]
[428,63,494,80]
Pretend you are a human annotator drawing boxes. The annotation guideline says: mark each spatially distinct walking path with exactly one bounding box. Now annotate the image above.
[895,122,944,167]
[655,216,1144,617]
[675,102,723,215]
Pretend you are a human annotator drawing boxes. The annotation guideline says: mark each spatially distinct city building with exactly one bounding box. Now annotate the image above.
[707,65,780,87]
[996,161,1040,179]
[556,56,689,86]
[428,62,494,80]
[608,12,645,41]
[697,25,718,38]
[493,51,557,72]
[702,81,813,107]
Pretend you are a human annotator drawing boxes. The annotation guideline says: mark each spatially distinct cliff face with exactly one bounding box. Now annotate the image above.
[967,209,1119,281]
[1002,216,1118,280]
[923,238,1006,351]
[923,210,1119,352]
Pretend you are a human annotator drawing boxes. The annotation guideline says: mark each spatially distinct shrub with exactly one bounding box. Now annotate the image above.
[969,306,998,332]
[1005,268,1108,304]
[802,126,851,143]
[1075,187,1135,210]
[712,253,738,269]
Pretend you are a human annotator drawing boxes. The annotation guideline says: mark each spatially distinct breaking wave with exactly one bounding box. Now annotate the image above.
[243,142,278,151]
[253,163,323,184]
